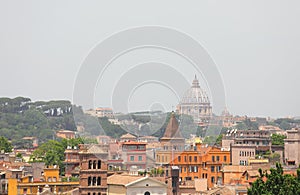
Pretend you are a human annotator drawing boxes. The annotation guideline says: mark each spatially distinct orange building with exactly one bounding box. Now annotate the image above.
[8,165,79,195]
[155,112,231,189]
[170,143,230,189]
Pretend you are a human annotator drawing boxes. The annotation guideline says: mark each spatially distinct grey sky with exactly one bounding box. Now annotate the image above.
[0,1,299,118]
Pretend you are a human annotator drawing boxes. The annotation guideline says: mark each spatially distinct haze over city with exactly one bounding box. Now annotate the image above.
[1,1,300,117]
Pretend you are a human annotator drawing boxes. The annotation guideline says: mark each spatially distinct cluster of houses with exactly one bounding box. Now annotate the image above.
[1,111,300,195]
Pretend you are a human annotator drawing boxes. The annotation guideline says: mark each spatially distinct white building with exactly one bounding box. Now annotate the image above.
[176,75,212,125]
[107,175,167,195]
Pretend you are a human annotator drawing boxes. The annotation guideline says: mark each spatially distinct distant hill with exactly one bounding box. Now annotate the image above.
[0,97,76,146]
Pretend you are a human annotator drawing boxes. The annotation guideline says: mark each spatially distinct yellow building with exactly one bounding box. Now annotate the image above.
[8,166,79,195]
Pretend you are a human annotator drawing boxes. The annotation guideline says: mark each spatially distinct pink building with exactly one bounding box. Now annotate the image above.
[121,142,147,170]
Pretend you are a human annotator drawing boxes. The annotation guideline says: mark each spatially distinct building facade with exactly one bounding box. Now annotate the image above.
[121,142,147,170]
[107,175,168,195]
[64,147,80,178]
[284,129,300,165]
[79,144,108,195]
[223,129,272,165]
[170,144,230,189]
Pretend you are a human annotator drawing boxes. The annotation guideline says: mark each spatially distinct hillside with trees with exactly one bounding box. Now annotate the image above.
[0,97,76,146]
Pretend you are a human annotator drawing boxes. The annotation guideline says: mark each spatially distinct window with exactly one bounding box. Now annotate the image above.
[178,156,181,162]
[216,156,220,161]
[184,156,187,162]
[138,145,145,150]
[128,145,137,150]
[212,156,215,162]
[88,160,92,169]
[138,156,142,161]
[211,166,215,172]
[189,156,192,162]
[216,166,221,172]
[194,156,197,162]
[224,156,227,162]
[88,177,91,186]
[211,176,215,183]
[93,177,97,186]
[130,156,134,161]
[97,177,101,186]
[184,167,186,172]
[98,160,101,169]
[93,160,97,169]
[194,166,198,172]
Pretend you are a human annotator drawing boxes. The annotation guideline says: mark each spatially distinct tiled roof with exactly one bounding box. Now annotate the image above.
[107,174,143,185]
[223,165,251,173]
[122,141,146,145]
[120,133,136,139]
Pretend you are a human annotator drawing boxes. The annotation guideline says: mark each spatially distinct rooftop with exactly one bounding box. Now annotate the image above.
[107,174,143,185]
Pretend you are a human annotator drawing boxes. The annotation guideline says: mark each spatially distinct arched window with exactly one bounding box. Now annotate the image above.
[98,160,101,169]
[97,177,101,186]
[93,160,97,169]
[93,177,97,186]
[88,177,91,186]
[144,192,150,195]
[88,160,92,169]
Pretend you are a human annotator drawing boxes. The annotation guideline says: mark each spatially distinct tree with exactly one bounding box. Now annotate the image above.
[271,134,286,146]
[236,119,259,130]
[196,126,202,137]
[30,140,65,174]
[279,121,291,130]
[0,136,12,152]
[248,163,300,195]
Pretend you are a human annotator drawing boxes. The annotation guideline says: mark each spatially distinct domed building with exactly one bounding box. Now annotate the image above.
[176,75,212,125]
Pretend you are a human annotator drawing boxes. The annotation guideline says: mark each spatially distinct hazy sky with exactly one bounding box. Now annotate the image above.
[0,1,300,118]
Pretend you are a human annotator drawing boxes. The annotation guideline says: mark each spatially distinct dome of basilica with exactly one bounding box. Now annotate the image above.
[180,75,210,104]
[177,75,212,125]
